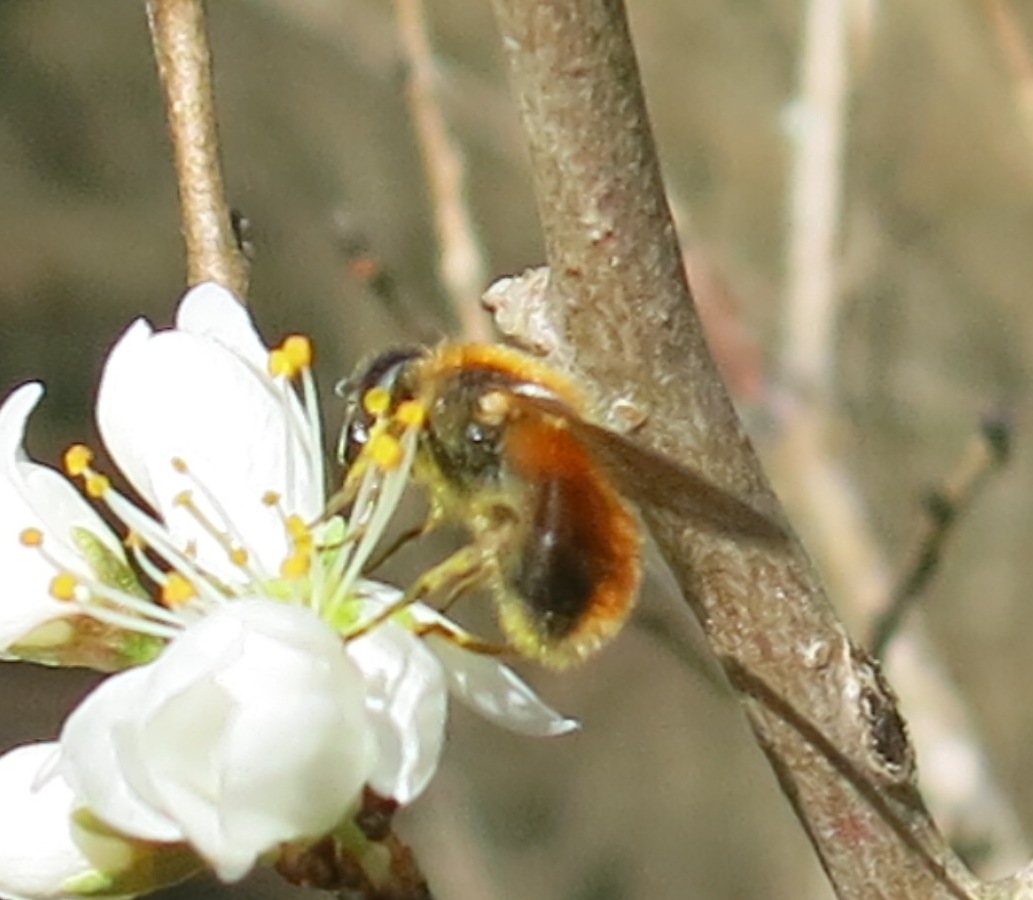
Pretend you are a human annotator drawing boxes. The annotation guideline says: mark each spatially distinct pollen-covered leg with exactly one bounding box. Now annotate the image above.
[411,620,507,656]
[344,543,491,640]
[362,507,443,573]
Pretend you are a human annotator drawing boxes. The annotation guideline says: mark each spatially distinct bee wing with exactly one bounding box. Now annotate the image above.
[508,390,787,544]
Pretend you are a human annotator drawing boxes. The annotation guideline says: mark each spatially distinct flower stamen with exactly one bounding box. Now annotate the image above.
[63,444,94,477]
[162,573,198,607]
[268,335,313,380]
[21,527,182,637]
[19,527,43,548]
[97,487,227,608]
[169,462,270,583]
[50,573,79,602]
[363,387,391,417]
[281,550,312,580]
[328,417,421,618]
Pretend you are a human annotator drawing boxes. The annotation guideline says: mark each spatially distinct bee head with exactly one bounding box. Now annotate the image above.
[336,345,426,468]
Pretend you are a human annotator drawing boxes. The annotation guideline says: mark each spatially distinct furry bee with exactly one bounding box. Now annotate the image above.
[339,343,784,668]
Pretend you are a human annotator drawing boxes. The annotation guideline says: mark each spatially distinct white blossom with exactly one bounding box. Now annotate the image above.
[60,601,375,882]
[0,282,576,891]
[345,616,448,805]
[95,283,323,584]
[0,743,99,900]
[0,743,192,900]
[0,384,125,653]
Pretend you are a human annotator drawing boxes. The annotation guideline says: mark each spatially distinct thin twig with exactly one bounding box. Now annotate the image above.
[870,416,1012,657]
[486,0,988,896]
[780,0,849,405]
[146,0,249,300]
[393,0,492,341]
[982,0,1033,154]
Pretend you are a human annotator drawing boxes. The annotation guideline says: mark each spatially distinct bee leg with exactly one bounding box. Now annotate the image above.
[362,523,426,573]
[436,565,488,614]
[412,621,509,656]
[346,543,487,639]
[363,503,449,572]
[323,466,364,519]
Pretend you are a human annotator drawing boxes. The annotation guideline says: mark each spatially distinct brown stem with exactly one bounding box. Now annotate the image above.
[146,0,249,300]
[486,1,986,896]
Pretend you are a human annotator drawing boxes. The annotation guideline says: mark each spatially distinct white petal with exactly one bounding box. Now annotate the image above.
[96,320,321,581]
[346,622,447,804]
[174,283,268,371]
[62,601,374,882]
[60,666,184,843]
[0,743,95,900]
[424,631,579,737]
[175,285,321,501]
[0,385,123,565]
[89,320,159,506]
[0,384,46,471]
[0,385,121,650]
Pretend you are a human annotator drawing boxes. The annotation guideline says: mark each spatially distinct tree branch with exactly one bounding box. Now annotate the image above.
[146,0,249,299]
[485,1,987,896]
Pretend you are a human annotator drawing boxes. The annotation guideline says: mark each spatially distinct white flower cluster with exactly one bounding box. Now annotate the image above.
[0,284,574,900]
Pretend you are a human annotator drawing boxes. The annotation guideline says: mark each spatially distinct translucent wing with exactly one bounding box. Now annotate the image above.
[508,390,787,544]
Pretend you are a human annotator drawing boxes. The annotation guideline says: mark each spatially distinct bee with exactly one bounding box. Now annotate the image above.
[339,343,785,669]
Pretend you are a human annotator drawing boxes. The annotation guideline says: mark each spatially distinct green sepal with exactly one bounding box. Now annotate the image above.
[70,528,144,598]
[61,810,203,899]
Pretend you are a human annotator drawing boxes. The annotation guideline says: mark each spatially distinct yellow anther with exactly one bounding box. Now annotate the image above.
[268,348,291,378]
[363,387,392,417]
[262,491,282,507]
[173,490,192,507]
[50,573,78,602]
[369,433,403,470]
[162,572,197,606]
[395,400,427,429]
[19,528,44,548]
[269,335,313,379]
[281,550,312,579]
[281,335,313,371]
[284,515,313,551]
[125,532,145,550]
[229,547,249,567]
[64,445,94,477]
[84,473,110,499]
[171,458,188,474]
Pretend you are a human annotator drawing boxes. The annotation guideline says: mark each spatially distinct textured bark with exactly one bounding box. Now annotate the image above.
[486,1,991,896]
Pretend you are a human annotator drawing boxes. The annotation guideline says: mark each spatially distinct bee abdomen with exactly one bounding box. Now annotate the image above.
[497,420,641,668]
[515,476,600,639]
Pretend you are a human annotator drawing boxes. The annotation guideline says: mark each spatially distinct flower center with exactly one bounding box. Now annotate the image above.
[19,334,430,647]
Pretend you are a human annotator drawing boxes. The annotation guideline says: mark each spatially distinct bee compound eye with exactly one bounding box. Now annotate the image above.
[338,400,371,467]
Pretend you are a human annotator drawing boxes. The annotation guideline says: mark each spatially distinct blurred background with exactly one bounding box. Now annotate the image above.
[2,0,1033,897]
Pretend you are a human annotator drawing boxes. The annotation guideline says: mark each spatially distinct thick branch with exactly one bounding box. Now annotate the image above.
[486,1,985,896]
[147,0,249,299]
